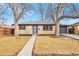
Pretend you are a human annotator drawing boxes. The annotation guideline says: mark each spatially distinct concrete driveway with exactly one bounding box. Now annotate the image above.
[61,34,79,40]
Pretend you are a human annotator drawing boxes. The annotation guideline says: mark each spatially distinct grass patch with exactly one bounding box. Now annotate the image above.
[0,36,30,56]
[33,35,79,56]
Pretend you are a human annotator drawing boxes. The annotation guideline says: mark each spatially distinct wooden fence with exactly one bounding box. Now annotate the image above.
[0,27,14,36]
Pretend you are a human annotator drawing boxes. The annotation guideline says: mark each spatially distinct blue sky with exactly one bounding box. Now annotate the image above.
[60,19,79,25]
[0,0,79,3]
[1,3,79,26]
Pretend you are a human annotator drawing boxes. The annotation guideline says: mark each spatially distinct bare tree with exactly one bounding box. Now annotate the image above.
[30,3,48,21]
[8,3,28,38]
[48,3,79,37]
[47,3,64,36]
[0,4,8,25]
[38,4,45,21]
[0,15,7,25]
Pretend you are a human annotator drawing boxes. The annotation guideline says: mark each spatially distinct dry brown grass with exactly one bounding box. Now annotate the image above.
[0,36,30,56]
[33,35,79,56]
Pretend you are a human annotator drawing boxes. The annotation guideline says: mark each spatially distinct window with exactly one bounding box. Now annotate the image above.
[43,25,52,31]
[19,25,25,30]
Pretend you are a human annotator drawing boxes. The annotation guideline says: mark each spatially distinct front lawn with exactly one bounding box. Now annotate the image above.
[0,36,30,56]
[33,35,79,56]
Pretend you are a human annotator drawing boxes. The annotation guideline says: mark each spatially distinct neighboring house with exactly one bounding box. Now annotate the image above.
[18,21,56,35]
[0,24,14,36]
[72,22,79,34]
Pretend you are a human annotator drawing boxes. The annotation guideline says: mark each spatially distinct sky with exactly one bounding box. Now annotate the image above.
[0,0,79,3]
[0,3,79,26]
[60,19,79,25]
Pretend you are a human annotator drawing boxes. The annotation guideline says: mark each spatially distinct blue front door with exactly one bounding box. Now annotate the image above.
[32,25,38,34]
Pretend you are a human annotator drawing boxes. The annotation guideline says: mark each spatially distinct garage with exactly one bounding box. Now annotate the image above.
[60,25,68,34]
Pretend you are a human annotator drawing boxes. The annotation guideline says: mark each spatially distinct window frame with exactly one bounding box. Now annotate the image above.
[43,25,52,31]
[19,25,25,30]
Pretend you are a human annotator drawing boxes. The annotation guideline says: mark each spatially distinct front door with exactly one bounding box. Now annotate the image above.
[32,25,38,34]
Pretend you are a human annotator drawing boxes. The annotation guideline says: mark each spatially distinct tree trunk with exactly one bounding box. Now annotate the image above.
[14,20,19,38]
[55,22,60,37]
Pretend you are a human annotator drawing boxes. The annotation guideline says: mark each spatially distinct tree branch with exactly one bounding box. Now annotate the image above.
[59,16,79,20]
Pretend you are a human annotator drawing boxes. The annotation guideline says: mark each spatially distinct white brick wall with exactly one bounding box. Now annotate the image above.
[19,30,27,34]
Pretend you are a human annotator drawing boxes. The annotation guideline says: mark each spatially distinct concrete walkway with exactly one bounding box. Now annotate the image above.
[61,34,79,40]
[17,35,36,56]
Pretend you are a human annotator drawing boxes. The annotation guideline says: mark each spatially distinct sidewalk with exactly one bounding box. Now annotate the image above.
[17,35,36,56]
[61,34,79,40]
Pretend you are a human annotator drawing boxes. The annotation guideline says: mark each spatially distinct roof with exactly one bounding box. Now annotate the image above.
[19,21,55,25]
[0,24,14,29]
[60,21,79,27]
[12,21,79,26]
[60,25,71,27]
[72,22,79,26]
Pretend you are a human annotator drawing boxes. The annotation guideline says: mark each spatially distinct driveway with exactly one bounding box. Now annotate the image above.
[61,34,79,40]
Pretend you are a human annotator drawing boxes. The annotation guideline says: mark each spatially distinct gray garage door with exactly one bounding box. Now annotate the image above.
[60,26,67,34]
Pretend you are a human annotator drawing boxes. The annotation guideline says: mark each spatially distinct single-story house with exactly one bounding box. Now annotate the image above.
[17,21,56,35]
[0,24,14,36]
[12,21,72,35]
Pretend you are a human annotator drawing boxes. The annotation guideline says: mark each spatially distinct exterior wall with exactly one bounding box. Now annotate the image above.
[19,25,55,35]
[38,25,55,34]
[25,25,32,34]
[19,25,32,35]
